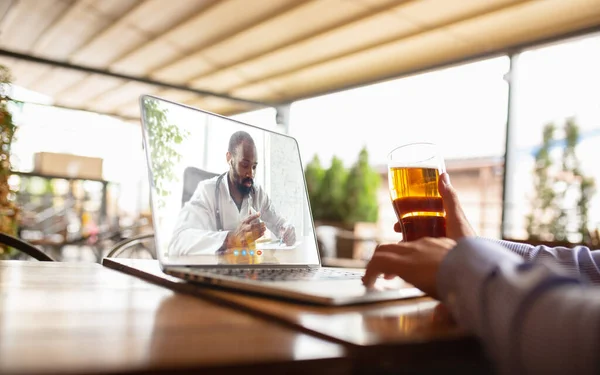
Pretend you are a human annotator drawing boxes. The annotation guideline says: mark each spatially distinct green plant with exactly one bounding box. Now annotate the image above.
[0,64,19,258]
[563,118,596,243]
[318,156,348,223]
[143,97,189,208]
[304,155,325,220]
[526,122,558,240]
[526,118,596,243]
[305,148,380,227]
[343,146,379,225]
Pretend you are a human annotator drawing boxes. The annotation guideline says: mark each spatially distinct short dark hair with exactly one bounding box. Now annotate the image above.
[228,131,255,155]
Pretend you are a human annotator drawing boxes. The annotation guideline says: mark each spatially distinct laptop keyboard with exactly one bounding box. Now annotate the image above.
[195,267,364,282]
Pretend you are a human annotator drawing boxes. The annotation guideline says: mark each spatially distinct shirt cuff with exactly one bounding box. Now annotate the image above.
[476,237,535,259]
[436,237,523,334]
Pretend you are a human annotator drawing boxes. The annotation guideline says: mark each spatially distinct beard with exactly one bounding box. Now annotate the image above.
[232,169,253,196]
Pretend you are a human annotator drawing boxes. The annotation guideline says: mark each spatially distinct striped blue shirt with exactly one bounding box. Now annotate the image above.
[438,237,600,374]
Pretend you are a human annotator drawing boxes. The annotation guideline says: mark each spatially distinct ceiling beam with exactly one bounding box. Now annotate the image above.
[121,0,308,77]
[265,22,600,106]
[220,0,539,99]
[0,48,271,107]
[13,99,139,122]
[170,0,418,86]
[0,0,16,25]
[28,0,83,52]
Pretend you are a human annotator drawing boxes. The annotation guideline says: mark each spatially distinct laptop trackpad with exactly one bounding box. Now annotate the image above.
[269,278,425,304]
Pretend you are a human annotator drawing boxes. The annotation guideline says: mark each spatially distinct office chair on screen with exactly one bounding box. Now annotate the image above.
[181,167,219,207]
[106,166,219,258]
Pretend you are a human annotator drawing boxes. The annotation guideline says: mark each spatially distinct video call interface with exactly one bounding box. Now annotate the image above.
[140,96,321,266]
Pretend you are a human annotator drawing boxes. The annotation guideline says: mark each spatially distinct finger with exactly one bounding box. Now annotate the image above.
[372,243,414,256]
[362,252,408,287]
[393,222,403,233]
[438,173,474,238]
[243,212,261,224]
[438,173,460,217]
[257,227,266,238]
[438,173,470,225]
[419,236,456,246]
[236,235,247,247]
[251,223,266,237]
[436,237,458,248]
[247,222,264,234]
[251,222,265,230]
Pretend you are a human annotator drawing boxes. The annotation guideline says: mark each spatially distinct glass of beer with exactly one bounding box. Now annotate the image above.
[387,142,446,242]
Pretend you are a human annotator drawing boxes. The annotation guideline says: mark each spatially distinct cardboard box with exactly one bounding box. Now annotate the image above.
[34,152,103,180]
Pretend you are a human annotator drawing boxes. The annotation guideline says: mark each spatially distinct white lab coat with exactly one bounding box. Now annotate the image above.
[169,174,288,256]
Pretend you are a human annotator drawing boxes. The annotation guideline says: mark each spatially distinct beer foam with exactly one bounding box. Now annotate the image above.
[388,159,443,169]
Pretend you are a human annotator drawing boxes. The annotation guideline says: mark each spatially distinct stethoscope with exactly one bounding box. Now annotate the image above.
[214,172,256,231]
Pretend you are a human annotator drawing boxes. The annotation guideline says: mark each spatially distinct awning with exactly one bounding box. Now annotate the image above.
[1,0,599,121]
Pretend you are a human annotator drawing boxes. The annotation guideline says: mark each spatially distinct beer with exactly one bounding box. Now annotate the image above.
[388,166,446,241]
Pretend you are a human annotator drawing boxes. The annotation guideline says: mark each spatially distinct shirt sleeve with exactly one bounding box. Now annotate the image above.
[437,237,600,375]
[254,187,287,238]
[168,183,228,256]
[479,238,600,284]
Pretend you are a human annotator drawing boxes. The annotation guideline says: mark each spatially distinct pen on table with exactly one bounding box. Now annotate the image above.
[249,207,262,224]
[279,227,284,246]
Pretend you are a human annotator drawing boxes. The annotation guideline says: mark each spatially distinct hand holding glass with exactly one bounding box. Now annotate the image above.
[388,142,446,242]
[279,223,296,246]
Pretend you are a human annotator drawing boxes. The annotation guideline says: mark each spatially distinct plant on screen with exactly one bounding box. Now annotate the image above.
[0,64,19,258]
[143,97,189,209]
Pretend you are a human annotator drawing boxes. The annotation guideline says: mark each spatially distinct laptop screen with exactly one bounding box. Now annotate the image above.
[139,95,320,266]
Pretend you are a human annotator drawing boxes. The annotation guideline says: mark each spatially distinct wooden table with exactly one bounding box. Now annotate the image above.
[103,258,492,374]
[0,261,348,375]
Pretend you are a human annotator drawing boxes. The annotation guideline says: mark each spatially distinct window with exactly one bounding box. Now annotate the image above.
[290,57,510,240]
[10,101,147,218]
[504,33,600,241]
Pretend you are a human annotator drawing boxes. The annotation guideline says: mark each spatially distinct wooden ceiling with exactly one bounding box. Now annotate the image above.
[1,0,600,121]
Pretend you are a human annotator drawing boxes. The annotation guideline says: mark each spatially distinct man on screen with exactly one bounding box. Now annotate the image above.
[169,130,295,256]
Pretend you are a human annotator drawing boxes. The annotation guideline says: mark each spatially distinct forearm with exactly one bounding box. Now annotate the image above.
[261,209,287,238]
[256,193,287,237]
[438,238,600,374]
[170,203,227,256]
[515,285,600,374]
[480,237,600,284]
[169,229,228,256]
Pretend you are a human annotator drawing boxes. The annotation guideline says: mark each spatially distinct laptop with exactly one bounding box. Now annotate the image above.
[136,94,424,306]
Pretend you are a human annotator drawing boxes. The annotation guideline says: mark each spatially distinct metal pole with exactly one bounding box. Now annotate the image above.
[275,104,291,134]
[500,53,518,239]
[10,99,139,122]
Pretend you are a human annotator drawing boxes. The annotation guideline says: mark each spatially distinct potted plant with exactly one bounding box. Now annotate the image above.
[0,64,19,258]
[343,146,380,226]
[304,155,325,222]
[305,148,380,258]
[317,155,348,226]
[525,118,596,245]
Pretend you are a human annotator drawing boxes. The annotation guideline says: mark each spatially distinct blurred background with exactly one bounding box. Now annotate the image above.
[1,0,599,262]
